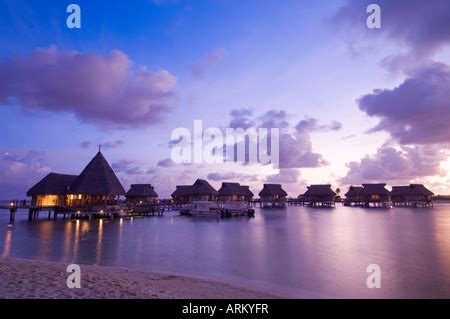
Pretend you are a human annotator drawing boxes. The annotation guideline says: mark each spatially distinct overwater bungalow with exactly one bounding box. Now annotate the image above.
[258,184,287,208]
[27,173,78,207]
[391,184,434,207]
[344,186,364,207]
[217,182,254,202]
[360,183,391,208]
[27,151,125,208]
[126,184,159,205]
[302,184,336,207]
[171,179,218,204]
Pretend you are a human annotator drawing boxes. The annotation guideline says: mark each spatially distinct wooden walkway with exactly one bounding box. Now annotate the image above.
[0,201,173,224]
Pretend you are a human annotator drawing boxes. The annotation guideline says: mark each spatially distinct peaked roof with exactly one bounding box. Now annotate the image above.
[218,182,254,197]
[171,185,191,197]
[171,179,218,197]
[345,186,364,197]
[361,183,391,196]
[303,184,336,197]
[126,184,158,197]
[69,152,125,196]
[27,173,78,196]
[391,184,434,196]
[259,184,287,197]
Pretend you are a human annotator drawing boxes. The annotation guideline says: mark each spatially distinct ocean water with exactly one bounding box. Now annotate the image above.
[1,204,450,298]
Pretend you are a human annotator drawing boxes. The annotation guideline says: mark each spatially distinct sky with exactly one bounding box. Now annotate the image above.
[1,0,450,198]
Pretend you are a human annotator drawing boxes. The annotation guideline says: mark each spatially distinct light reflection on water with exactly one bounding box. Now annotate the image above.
[1,204,450,298]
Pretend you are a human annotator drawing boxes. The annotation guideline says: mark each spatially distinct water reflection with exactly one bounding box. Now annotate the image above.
[1,205,450,298]
[2,225,12,257]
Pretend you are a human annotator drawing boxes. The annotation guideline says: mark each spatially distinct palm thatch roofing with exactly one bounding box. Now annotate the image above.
[361,183,391,196]
[68,152,125,196]
[391,184,434,196]
[171,179,218,197]
[27,173,78,196]
[345,186,364,197]
[259,184,287,197]
[303,184,336,197]
[218,182,254,197]
[126,184,158,198]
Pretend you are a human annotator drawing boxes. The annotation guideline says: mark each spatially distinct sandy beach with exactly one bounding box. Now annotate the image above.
[0,257,277,299]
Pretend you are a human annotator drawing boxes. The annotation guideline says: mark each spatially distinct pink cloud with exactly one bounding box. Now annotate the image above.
[0,46,177,128]
[359,62,450,145]
[335,0,450,58]
[187,48,226,78]
[340,145,446,185]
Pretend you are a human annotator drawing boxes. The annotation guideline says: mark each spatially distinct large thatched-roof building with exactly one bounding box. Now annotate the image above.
[258,184,287,208]
[27,151,125,207]
[27,173,78,207]
[302,184,336,207]
[344,186,364,206]
[126,184,159,204]
[391,184,434,207]
[344,183,392,208]
[171,179,218,204]
[217,182,253,202]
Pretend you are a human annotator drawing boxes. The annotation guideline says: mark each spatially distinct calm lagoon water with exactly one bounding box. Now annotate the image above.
[1,204,450,298]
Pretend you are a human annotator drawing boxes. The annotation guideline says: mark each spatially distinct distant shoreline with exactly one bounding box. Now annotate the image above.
[0,257,279,299]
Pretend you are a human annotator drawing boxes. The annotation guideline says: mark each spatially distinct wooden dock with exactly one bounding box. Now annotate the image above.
[0,200,172,224]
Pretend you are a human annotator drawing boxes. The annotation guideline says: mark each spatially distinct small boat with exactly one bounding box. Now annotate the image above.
[187,201,255,217]
[189,201,222,217]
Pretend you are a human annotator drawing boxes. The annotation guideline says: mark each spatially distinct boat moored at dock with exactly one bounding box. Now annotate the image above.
[184,201,255,218]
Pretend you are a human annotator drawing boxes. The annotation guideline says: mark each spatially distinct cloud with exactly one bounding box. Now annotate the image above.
[226,108,333,169]
[2,150,45,164]
[258,110,290,130]
[358,62,450,145]
[187,48,226,78]
[157,158,175,168]
[111,159,146,175]
[81,140,125,149]
[267,168,300,184]
[340,145,446,185]
[0,46,176,129]
[278,131,328,169]
[0,151,51,198]
[296,117,342,132]
[207,172,246,181]
[229,108,255,129]
[335,0,450,58]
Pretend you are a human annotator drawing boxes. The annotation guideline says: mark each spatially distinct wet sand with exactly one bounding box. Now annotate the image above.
[0,257,278,299]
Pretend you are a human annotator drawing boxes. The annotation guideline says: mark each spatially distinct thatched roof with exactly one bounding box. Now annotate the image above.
[218,182,254,197]
[361,183,391,196]
[171,186,191,197]
[27,173,78,196]
[303,184,336,197]
[391,184,434,196]
[171,179,218,197]
[126,184,158,197]
[259,184,287,197]
[345,186,363,197]
[69,152,125,196]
